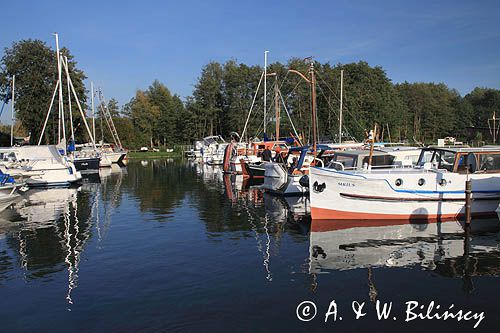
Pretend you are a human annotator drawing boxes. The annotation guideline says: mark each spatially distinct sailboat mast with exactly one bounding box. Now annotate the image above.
[310,62,317,157]
[339,69,343,144]
[264,50,268,137]
[64,57,75,143]
[55,33,66,154]
[91,81,96,144]
[10,75,15,146]
[274,77,280,141]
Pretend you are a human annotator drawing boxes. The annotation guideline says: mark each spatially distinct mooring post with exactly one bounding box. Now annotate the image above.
[465,179,472,225]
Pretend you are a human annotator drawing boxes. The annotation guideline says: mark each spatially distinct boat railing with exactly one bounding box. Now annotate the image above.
[337,163,420,172]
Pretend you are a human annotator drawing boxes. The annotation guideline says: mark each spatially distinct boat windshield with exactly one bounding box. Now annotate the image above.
[417,149,456,171]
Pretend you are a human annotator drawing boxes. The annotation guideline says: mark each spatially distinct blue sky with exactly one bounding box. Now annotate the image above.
[1,0,499,124]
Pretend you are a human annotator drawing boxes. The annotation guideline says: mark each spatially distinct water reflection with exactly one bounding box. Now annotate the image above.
[0,163,126,307]
[309,219,500,279]
[218,171,311,281]
[0,159,499,331]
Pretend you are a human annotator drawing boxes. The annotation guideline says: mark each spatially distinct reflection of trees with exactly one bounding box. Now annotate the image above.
[121,160,200,218]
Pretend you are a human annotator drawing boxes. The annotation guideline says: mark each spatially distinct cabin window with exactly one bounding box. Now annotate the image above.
[478,154,500,172]
[456,155,468,173]
[333,155,356,169]
[362,155,395,168]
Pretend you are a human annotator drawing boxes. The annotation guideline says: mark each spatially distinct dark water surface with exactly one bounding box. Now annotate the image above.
[0,159,499,332]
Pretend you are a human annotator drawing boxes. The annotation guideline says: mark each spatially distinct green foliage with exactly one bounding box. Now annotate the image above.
[3,38,499,148]
[465,88,500,128]
[396,82,460,142]
[0,39,87,144]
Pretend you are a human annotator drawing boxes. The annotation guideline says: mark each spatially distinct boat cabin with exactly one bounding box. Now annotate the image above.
[417,147,500,173]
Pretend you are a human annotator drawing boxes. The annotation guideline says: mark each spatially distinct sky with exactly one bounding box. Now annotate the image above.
[1,0,500,124]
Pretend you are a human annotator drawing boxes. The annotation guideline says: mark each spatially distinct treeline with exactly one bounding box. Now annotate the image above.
[2,39,500,148]
[116,59,500,146]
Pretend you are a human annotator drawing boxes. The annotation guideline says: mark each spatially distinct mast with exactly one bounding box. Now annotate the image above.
[10,75,15,146]
[263,50,268,137]
[54,33,66,154]
[64,56,75,144]
[91,81,96,144]
[339,69,343,144]
[274,77,280,140]
[61,57,96,149]
[288,59,317,152]
[310,62,317,157]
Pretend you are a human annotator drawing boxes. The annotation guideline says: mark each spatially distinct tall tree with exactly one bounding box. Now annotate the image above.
[0,39,87,144]
[130,90,159,147]
[192,62,224,136]
[396,82,459,142]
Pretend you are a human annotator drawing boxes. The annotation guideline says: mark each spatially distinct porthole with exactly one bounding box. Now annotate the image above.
[395,178,403,186]
[439,179,447,187]
[418,178,425,186]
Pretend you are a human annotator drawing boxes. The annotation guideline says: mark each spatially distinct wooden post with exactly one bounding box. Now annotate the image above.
[367,124,377,167]
[465,179,472,225]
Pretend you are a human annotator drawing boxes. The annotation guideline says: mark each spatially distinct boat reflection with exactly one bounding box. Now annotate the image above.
[309,218,500,278]
[0,163,126,307]
[221,171,311,281]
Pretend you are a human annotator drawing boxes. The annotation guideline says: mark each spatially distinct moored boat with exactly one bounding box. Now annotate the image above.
[310,146,500,221]
[0,146,82,187]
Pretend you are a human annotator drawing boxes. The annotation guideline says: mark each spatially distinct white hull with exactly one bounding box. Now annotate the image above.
[262,163,307,196]
[24,168,82,187]
[99,155,112,167]
[309,166,500,220]
[102,151,126,163]
[0,146,82,188]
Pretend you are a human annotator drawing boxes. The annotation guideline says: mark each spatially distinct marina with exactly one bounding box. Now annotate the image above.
[1,1,500,331]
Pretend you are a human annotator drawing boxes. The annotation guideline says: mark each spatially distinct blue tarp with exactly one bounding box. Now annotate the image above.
[67,140,76,152]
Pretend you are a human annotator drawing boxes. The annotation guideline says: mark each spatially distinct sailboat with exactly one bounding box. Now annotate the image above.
[0,44,82,187]
[36,33,100,176]
[231,51,301,176]
[94,88,128,164]
[60,55,100,173]
[0,145,81,187]
[261,61,326,195]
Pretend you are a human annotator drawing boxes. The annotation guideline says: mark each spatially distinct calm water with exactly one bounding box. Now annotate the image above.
[0,159,499,332]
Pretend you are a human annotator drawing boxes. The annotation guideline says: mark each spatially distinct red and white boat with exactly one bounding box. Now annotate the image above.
[309,147,500,221]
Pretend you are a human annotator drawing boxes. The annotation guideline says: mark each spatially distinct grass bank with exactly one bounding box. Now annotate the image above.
[128,151,181,159]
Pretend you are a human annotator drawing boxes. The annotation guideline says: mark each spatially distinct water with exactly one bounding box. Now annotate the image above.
[0,159,499,332]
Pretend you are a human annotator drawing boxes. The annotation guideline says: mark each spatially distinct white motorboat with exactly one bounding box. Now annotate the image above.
[262,145,421,196]
[262,145,323,196]
[310,146,500,221]
[0,145,82,187]
[193,135,228,164]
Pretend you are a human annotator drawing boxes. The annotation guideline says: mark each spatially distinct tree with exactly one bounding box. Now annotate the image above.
[465,88,500,128]
[192,62,224,136]
[129,90,159,147]
[0,39,87,144]
[147,80,175,146]
[396,82,460,142]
